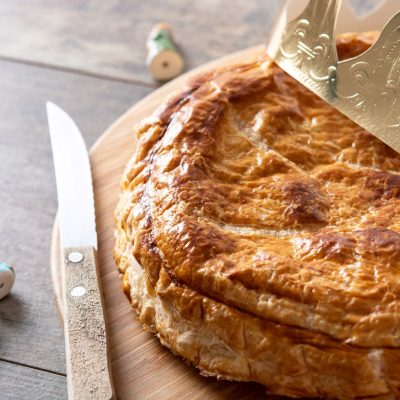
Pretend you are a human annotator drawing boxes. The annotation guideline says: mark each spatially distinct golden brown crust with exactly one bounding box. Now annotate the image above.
[115,32,400,398]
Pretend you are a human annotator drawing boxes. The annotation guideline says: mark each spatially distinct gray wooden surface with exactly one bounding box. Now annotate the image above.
[0,0,381,398]
[0,361,67,400]
[0,0,282,84]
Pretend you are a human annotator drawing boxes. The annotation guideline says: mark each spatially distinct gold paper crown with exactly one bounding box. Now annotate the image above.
[267,0,400,153]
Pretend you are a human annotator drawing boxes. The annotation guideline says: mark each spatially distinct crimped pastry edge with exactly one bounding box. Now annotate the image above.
[118,240,398,400]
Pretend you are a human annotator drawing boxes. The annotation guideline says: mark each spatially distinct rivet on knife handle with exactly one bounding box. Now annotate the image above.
[63,246,115,400]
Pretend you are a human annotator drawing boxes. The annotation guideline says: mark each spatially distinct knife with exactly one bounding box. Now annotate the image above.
[47,102,115,400]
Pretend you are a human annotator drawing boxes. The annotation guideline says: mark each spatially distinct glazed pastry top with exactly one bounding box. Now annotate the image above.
[118,32,400,348]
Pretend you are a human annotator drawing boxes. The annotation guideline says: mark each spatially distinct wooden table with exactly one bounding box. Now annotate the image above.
[0,1,376,398]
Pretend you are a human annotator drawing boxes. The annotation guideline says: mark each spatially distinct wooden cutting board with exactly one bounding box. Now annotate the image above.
[51,45,279,400]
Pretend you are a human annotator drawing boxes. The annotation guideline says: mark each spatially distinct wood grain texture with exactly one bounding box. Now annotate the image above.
[52,46,276,400]
[63,247,114,399]
[0,361,67,400]
[0,0,380,85]
[0,0,281,84]
[0,58,151,378]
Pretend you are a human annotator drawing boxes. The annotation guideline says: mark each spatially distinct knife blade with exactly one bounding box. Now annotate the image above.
[47,102,115,400]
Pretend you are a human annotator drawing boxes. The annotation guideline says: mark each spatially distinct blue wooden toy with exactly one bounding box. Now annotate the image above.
[0,262,15,300]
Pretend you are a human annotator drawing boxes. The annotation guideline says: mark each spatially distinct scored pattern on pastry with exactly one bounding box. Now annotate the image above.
[115,32,400,399]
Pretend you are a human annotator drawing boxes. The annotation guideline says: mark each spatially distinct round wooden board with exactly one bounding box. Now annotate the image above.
[51,45,278,400]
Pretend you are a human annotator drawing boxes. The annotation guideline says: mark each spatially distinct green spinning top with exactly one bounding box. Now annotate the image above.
[147,23,184,82]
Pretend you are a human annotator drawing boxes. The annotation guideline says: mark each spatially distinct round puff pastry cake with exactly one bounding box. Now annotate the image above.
[115,32,400,399]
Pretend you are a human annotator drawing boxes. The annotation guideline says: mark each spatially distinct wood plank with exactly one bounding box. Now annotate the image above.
[0,361,67,400]
[0,0,282,84]
[0,58,151,374]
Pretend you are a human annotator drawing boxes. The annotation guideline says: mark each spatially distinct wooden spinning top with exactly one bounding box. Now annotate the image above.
[146,23,184,82]
[0,262,15,300]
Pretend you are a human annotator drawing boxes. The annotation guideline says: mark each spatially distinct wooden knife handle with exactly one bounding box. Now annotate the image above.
[62,246,115,400]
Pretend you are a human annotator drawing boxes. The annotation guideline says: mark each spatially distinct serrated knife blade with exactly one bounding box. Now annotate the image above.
[47,102,97,249]
[47,102,115,400]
